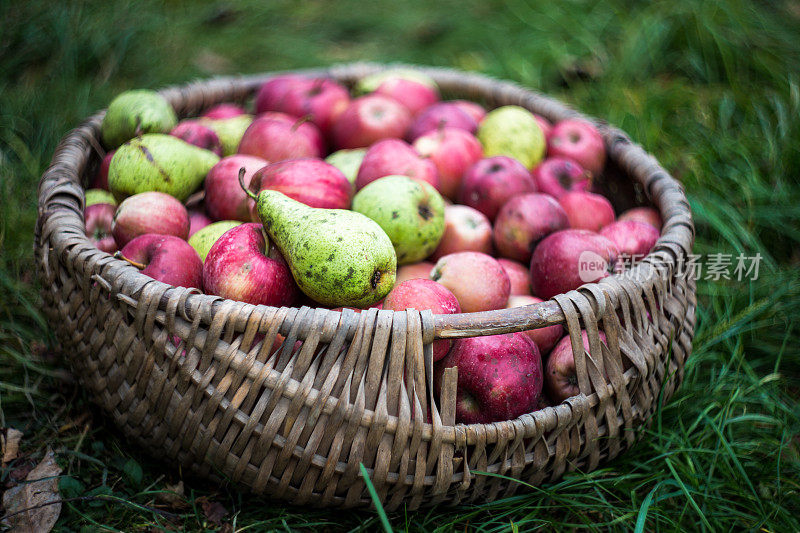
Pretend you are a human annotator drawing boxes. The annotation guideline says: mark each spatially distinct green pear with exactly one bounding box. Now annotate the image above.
[108,134,220,202]
[188,220,242,262]
[85,188,117,207]
[352,175,445,265]
[477,105,546,169]
[247,186,396,307]
[199,115,253,156]
[325,148,367,188]
[101,90,177,148]
[355,69,438,94]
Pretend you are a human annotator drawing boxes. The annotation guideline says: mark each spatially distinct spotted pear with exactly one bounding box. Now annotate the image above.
[108,134,220,202]
[101,90,177,148]
[242,172,396,307]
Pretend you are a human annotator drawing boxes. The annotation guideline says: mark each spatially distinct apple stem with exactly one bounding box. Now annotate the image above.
[291,114,313,132]
[239,167,258,201]
[114,251,146,270]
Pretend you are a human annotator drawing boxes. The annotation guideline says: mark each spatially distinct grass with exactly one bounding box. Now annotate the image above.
[1,0,799,530]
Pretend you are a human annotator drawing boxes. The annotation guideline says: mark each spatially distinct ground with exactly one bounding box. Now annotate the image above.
[1,0,799,531]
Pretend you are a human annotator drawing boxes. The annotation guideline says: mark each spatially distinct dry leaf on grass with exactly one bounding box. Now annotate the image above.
[156,480,189,510]
[1,428,23,467]
[1,449,62,533]
[196,496,228,526]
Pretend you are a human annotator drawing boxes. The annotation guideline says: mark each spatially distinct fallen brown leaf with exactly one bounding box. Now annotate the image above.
[196,496,228,526]
[156,480,189,510]
[1,428,23,467]
[1,449,62,533]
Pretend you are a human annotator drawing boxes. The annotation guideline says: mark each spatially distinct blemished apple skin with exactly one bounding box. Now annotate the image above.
[618,206,662,230]
[505,295,564,354]
[530,229,619,299]
[430,251,510,313]
[111,191,190,247]
[413,127,483,200]
[545,330,607,403]
[407,102,478,141]
[497,259,532,296]
[458,156,537,221]
[331,94,413,149]
[532,157,591,198]
[383,278,460,361]
[558,191,616,232]
[84,203,117,253]
[119,234,203,289]
[547,119,606,177]
[205,155,268,222]
[170,120,223,156]
[430,205,493,261]
[355,139,440,191]
[237,114,324,162]
[202,223,298,307]
[434,332,543,424]
[599,220,660,259]
[493,193,570,263]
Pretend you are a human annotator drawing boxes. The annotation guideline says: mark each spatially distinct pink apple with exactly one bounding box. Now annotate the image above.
[618,207,662,230]
[430,205,493,261]
[450,100,487,123]
[546,330,607,403]
[331,94,413,149]
[383,279,460,361]
[188,208,212,237]
[238,114,324,162]
[533,114,552,139]
[118,234,202,289]
[558,191,616,232]
[548,119,606,177]
[170,120,223,156]
[497,259,531,296]
[494,193,569,263]
[279,78,351,136]
[395,262,434,285]
[249,158,351,215]
[205,154,268,221]
[373,77,439,116]
[407,102,478,141]
[530,229,619,299]
[434,332,543,424]
[203,103,247,119]
[355,139,440,191]
[599,220,660,260]
[85,203,117,253]
[254,74,307,115]
[532,157,591,198]
[412,127,483,199]
[458,156,537,221]
[430,252,510,312]
[111,192,190,247]
[90,150,115,191]
[505,295,563,354]
[203,223,297,306]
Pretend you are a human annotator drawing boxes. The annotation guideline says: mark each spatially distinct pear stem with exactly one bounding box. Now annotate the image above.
[114,251,146,270]
[239,167,258,201]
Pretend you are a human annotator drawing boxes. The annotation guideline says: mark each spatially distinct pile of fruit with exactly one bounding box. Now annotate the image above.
[84,69,662,425]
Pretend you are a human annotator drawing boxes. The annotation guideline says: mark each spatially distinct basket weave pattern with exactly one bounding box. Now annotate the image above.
[35,64,696,509]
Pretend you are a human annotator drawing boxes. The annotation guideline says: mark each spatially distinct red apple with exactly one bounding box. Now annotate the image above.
[493,193,569,263]
[530,229,619,299]
[434,332,543,424]
[395,262,434,285]
[546,330,607,403]
[170,120,223,156]
[430,205,493,261]
[407,102,478,141]
[534,114,552,139]
[254,74,307,115]
[497,259,531,296]
[383,279,460,361]
[458,156,537,221]
[599,220,660,260]
[118,234,202,289]
[450,100,487,123]
[111,192,190,247]
[505,295,563,354]
[618,207,662,230]
[205,154,268,221]
[188,208,212,237]
[532,157,591,198]
[412,127,483,199]
[203,103,246,119]
[355,139,440,191]
[430,252,510,313]
[238,114,324,162]
[372,77,439,116]
[548,119,606,177]
[249,158,351,216]
[558,191,616,232]
[85,203,117,253]
[332,94,413,149]
[203,223,297,306]
[90,150,115,191]
[279,77,351,136]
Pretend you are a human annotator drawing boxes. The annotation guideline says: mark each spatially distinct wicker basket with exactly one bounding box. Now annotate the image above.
[34,63,696,510]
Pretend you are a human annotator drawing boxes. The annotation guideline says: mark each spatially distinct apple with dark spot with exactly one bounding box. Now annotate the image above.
[532,157,590,198]
[459,156,536,221]
[430,205,493,261]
